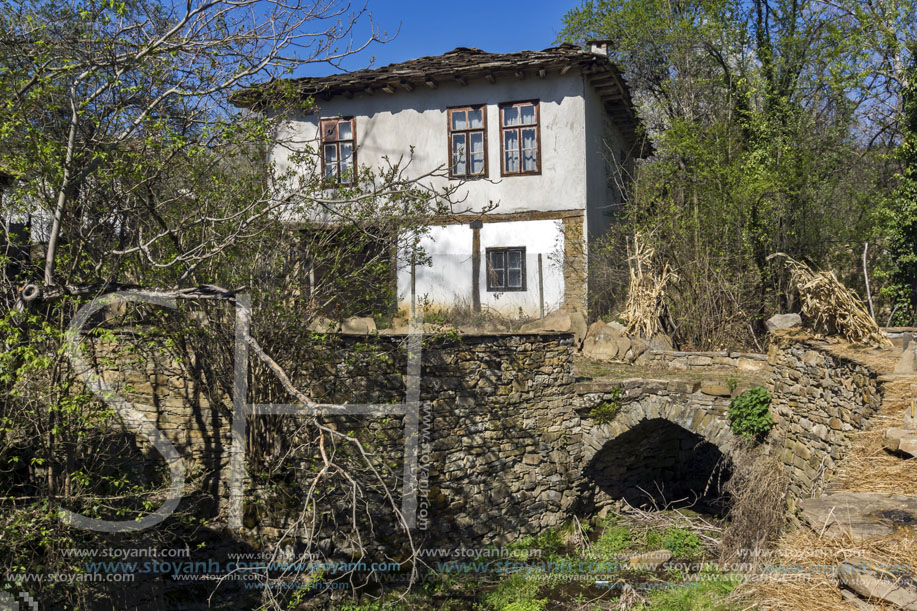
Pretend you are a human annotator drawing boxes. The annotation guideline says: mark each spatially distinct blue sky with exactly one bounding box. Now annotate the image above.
[297,0,579,77]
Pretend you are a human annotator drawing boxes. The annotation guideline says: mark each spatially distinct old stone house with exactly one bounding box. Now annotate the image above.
[238,43,647,318]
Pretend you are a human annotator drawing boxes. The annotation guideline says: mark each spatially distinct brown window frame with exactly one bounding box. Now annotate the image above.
[320,117,356,184]
[499,100,541,176]
[447,105,488,179]
[486,246,527,292]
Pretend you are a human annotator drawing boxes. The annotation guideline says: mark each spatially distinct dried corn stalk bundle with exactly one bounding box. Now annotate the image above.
[622,233,677,337]
[769,253,891,347]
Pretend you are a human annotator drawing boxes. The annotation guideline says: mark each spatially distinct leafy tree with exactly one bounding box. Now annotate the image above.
[881,44,917,325]
[0,2,459,607]
[561,0,905,348]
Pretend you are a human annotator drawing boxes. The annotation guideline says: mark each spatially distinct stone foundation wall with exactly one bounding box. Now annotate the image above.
[86,331,583,548]
[765,335,883,510]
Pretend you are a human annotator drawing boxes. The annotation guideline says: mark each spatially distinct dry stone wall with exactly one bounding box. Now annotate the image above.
[82,326,890,546]
[765,334,883,510]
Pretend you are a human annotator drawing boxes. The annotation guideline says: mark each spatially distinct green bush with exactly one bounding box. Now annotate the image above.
[727,386,773,441]
[662,527,703,560]
[589,387,623,424]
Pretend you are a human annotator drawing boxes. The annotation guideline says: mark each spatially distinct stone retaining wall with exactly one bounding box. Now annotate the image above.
[765,334,883,510]
[637,349,772,373]
[82,326,889,545]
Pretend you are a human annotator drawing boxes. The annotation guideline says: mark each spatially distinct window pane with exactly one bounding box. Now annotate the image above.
[470,132,483,154]
[504,130,518,152]
[505,151,519,173]
[324,144,337,178]
[322,122,336,140]
[469,133,484,174]
[503,106,519,126]
[452,133,466,175]
[508,268,522,288]
[508,249,522,269]
[468,109,483,128]
[471,155,484,174]
[338,120,352,140]
[520,104,536,125]
[340,143,353,180]
[451,110,467,131]
[504,130,519,172]
[522,128,537,171]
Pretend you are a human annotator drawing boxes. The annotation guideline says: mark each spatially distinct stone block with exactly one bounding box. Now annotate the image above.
[766,313,802,333]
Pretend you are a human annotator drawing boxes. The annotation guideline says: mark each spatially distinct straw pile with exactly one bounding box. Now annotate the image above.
[622,233,677,337]
[769,253,892,347]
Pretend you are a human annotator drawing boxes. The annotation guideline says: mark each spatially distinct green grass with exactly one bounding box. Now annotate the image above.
[637,573,743,610]
[484,573,546,611]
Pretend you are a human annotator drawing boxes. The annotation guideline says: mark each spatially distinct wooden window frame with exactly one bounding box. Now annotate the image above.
[499,100,541,177]
[320,117,356,184]
[447,105,488,179]
[486,246,527,292]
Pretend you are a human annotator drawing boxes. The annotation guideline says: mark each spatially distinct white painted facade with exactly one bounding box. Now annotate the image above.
[397,220,566,316]
[267,56,635,318]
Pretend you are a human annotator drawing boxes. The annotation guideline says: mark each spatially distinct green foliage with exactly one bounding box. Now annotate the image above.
[559,0,907,348]
[588,523,633,559]
[880,45,917,325]
[484,573,546,611]
[589,387,623,424]
[728,386,773,441]
[637,573,742,610]
[662,527,703,560]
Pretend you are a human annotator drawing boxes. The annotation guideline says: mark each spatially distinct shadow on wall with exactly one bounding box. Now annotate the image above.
[583,418,733,516]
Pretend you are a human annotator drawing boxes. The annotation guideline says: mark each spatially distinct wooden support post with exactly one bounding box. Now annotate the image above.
[410,255,416,319]
[538,253,545,319]
[471,220,482,313]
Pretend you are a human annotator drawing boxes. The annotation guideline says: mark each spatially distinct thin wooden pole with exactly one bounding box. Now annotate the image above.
[538,253,545,319]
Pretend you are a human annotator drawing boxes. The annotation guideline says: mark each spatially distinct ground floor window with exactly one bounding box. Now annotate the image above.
[486,247,526,291]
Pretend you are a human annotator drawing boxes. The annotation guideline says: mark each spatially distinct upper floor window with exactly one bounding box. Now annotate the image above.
[321,117,355,183]
[500,101,540,175]
[448,106,486,178]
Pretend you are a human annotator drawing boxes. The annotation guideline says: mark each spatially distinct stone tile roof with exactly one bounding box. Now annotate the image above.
[233,44,647,151]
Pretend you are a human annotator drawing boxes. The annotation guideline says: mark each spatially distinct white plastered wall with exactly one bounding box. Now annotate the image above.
[397,219,565,317]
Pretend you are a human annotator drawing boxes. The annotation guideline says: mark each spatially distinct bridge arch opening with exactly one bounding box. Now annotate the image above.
[585,418,732,515]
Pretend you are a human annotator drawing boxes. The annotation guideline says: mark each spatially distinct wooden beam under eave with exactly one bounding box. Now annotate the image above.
[537,68,546,79]
[364,86,374,96]
[514,70,526,80]
[382,84,396,94]
[454,75,468,86]
[399,81,415,92]
[343,90,354,99]
[424,79,438,89]
[560,65,573,75]
[485,73,496,84]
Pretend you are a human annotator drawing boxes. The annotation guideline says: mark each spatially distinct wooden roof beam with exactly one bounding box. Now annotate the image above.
[424,78,438,89]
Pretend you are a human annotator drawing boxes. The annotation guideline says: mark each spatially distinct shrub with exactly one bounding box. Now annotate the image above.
[663,527,703,560]
[727,387,773,441]
[589,387,623,424]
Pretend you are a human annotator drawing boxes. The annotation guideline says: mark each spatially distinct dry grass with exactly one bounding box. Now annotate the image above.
[739,527,916,610]
[769,253,892,347]
[736,369,917,609]
[720,444,790,566]
[830,377,917,496]
[622,233,677,338]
